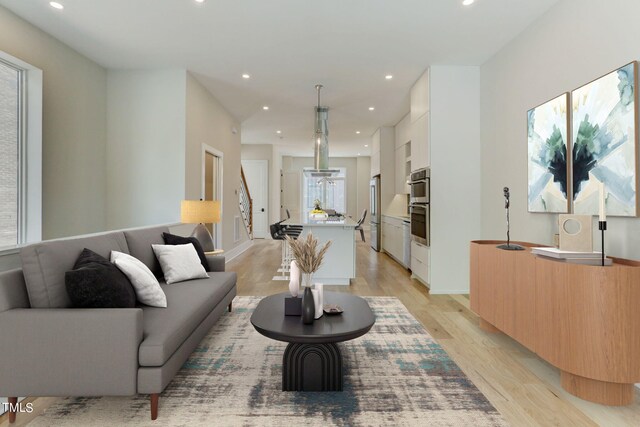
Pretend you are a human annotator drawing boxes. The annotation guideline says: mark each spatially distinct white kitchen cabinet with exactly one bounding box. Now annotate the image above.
[372,127,396,209]
[411,240,429,286]
[372,129,381,153]
[395,113,411,149]
[394,113,412,193]
[395,146,403,194]
[395,145,410,194]
[411,113,429,171]
[371,151,380,177]
[382,216,408,268]
[410,70,429,123]
[381,221,390,255]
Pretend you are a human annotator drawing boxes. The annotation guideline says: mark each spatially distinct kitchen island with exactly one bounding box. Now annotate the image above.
[282,216,356,285]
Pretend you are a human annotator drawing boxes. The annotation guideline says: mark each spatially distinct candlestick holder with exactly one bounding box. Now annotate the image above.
[598,220,607,266]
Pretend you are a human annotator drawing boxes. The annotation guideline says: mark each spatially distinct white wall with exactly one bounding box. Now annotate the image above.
[272,145,284,223]
[430,66,482,294]
[480,0,640,259]
[106,70,186,230]
[0,6,107,240]
[186,74,249,253]
[0,6,250,269]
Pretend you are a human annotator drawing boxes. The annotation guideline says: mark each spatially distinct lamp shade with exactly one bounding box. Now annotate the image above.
[181,200,220,224]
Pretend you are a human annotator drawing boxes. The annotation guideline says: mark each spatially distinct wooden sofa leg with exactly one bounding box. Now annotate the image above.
[228,301,232,312]
[150,393,159,420]
[8,397,17,423]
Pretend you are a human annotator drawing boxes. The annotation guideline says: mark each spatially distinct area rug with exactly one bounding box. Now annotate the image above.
[29,297,506,427]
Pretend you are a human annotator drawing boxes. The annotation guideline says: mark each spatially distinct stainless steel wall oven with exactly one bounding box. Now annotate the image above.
[409,168,430,204]
[409,168,430,246]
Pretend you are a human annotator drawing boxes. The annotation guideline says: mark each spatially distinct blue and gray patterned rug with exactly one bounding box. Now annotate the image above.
[30,296,506,426]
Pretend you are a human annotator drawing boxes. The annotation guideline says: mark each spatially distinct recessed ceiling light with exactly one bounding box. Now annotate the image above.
[462,0,475,6]
[385,75,393,80]
[276,130,282,134]
[368,107,375,111]
[49,1,64,10]
[242,74,250,79]
[364,144,369,147]
[195,0,205,3]
[356,131,361,134]
[262,106,269,110]
[358,153,361,156]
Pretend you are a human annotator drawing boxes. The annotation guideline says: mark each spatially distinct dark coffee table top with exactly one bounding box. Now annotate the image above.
[250,292,375,344]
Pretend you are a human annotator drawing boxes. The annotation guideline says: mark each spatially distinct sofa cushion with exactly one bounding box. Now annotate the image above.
[123,226,170,277]
[20,232,129,308]
[138,272,237,367]
[65,248,137,308]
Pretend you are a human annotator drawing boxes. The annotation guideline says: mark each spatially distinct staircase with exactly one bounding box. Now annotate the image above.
[239,167,253,239]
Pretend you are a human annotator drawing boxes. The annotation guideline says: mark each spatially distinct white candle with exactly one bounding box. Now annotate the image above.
[599,182,606,222]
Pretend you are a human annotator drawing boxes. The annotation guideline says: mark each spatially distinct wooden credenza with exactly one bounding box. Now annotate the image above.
[470,240,640,406]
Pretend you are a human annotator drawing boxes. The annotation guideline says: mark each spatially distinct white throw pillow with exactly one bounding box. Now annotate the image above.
[110,251,167,308]
[151,244,209,285]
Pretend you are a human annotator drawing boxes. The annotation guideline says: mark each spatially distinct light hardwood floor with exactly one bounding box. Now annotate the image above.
[2,236,638,426]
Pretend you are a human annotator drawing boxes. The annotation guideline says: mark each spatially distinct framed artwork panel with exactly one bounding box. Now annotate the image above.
[571,61,639,217]
[527,93,571,213]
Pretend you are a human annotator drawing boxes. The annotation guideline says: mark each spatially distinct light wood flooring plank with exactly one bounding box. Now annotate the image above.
[3,236,638,426]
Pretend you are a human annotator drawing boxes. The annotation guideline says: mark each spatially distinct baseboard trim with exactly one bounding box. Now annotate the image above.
[428,289,470,295]
[224,239,253,263]
[411,274,430,288]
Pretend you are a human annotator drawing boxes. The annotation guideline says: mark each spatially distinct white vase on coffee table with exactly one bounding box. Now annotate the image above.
[312,283,323,319]
[289,260,300,297]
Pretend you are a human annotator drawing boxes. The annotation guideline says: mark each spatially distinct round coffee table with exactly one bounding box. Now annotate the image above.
[250,291,375,391]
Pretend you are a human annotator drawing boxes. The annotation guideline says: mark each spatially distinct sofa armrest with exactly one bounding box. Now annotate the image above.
[0,308,143,397]
[0,269,30,313]
[206,255,226,272]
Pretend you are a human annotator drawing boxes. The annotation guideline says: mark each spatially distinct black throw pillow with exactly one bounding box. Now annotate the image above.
[162,232,211,272]
[65,248,137,308]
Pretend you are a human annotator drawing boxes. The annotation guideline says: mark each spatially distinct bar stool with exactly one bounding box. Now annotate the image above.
[271,222,298,280]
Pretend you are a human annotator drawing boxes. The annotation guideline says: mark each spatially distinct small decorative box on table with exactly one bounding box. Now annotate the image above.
[284,297,302,316]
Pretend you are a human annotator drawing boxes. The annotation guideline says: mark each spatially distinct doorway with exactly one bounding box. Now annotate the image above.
[202,144,223,249]
[241,159,268,239]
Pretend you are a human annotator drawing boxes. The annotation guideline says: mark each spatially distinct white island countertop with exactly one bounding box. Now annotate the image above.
[282,217,357,228]
[282,215,356,285]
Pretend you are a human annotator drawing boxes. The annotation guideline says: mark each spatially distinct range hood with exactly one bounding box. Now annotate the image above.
[306,85,340,178]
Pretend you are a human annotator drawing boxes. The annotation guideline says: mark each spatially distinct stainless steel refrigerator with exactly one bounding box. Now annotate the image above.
[370,175,381,251]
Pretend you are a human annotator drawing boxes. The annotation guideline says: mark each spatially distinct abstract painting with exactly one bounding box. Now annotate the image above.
[528,93,570,212]
[572,62,638,216]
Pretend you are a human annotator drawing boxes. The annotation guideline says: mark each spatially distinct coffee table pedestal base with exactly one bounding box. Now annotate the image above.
[282,342,343,391]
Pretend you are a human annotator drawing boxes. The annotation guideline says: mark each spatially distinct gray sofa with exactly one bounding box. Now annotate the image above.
[0,225,237,423]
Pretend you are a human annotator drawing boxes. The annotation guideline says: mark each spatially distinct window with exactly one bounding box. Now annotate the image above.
[0,52,42,249]
[302,168,346,217]
[0,60,20,247]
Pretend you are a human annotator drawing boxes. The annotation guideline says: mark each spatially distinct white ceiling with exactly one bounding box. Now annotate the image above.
[1,0,559,156]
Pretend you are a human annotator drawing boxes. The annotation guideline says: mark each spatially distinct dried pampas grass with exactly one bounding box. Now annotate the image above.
[285,233,332,274]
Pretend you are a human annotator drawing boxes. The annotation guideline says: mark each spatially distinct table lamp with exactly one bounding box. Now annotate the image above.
[181,200,221,252]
